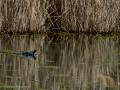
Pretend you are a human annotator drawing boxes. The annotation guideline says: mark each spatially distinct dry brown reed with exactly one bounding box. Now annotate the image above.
[1,0,120,34]
[106,76,115,88]
[98,74,116,89]
[98,74,107,88]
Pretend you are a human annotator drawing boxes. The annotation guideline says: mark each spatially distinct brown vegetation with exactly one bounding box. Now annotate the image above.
[98,74,116,90]
[1,0,120,34]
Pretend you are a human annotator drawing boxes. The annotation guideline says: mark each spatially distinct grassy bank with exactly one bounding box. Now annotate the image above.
[1,0,120,34]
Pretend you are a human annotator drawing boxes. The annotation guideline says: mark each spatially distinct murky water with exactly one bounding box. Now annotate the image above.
[0,34,120,90]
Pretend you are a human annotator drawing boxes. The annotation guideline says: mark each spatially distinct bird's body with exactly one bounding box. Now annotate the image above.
[0,50,38,59]
[22,50,37,56]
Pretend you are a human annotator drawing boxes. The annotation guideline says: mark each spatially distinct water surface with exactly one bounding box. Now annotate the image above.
[0,34,119,90]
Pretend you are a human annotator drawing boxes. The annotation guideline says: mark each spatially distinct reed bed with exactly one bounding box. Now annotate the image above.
[1,0,120,34]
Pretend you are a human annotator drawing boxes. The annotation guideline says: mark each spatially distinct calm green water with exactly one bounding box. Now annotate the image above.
[0,34,119,90]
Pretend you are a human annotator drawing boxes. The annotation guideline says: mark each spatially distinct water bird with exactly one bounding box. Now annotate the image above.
[22,50,37,56]
[17,50,38,59]
[0,50,38,60]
